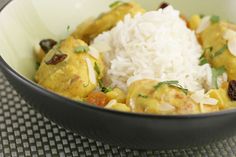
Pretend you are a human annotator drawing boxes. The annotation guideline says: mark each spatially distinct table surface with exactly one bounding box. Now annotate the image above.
[1,73,236,157]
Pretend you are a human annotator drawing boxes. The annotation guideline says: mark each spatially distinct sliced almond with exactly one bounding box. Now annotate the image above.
[159,104,175,112]
[191,90,205,103]
[200,103,205,113]
[105,99,117,108]
[129,98,135,111]
[223,29,236,40]
[202,97,218,106]
[196,16,211,34]
[85,58,97,85]
[228,37,236,57]
[191,90,218,106]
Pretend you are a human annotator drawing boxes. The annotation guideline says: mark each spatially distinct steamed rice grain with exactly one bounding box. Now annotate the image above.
[92,6,214,92]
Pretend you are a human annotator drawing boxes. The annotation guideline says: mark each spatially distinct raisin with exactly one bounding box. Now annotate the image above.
[39,39,57,53]
[45,53,68,65]
[228,80,236,101]
[159,2,169,9]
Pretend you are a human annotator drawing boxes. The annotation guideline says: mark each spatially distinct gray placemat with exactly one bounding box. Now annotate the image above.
[1,71,236,157]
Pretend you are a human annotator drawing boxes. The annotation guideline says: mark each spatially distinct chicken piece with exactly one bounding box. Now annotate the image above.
[199,21,236,80]
[35,36,105,100]
[72,2,145,43]
[126,80,220,115]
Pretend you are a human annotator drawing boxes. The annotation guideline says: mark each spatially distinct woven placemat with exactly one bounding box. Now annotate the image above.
[1,72,236,157]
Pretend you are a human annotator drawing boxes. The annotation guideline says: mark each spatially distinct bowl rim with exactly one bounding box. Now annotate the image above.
[1,0,236,120]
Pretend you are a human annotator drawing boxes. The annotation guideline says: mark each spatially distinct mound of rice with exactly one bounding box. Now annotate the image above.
[92,6,213,92]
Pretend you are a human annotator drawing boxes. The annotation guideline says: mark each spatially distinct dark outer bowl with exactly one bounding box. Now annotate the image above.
[1,0,236,150]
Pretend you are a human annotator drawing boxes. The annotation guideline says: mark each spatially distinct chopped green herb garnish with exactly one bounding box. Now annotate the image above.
[199,53,205,60]
[199,58,208,66]
[94,62,100,75]
[74,46,89,53]
[199,47,212,66]
[109,1,123,8]
[67,25,70,31]
[200,47,213,59]
[36,62,40,70]
[98,79,112,93]
[200,14,205,18]
[210,15,220,24]
[212,45,228,58]
[138,94,148,99]
[154,80,179,89]
[211,66,226,89]
[83,82,89,87]
[154,80,188,95]
[203,47,213,55]
[176,87,189,95]
[101,87,112,93]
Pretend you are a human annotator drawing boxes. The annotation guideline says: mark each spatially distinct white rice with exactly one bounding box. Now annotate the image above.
[92,6,214,92]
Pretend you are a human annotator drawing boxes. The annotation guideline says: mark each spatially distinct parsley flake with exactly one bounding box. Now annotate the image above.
[200,14,205,18]
[199,47,212,66]
[98,80,112,93]
[154,80,188,95]
[36,62,40,70]
[212,45,228,58]
[94,62,100,76]
[154,80,179,89]
[74,46,89,53]
[138,94,148,99]
[67,25,71,31]
[83,82,89,87]
[109,1,123,8]
[199,58,208,66]
[101,87,112,93]
[210,15,220,24]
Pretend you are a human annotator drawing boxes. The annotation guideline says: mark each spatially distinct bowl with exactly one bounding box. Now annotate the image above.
[1,0,236,150]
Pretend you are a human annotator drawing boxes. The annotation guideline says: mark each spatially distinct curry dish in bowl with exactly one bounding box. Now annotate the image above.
[34,1,236,115]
